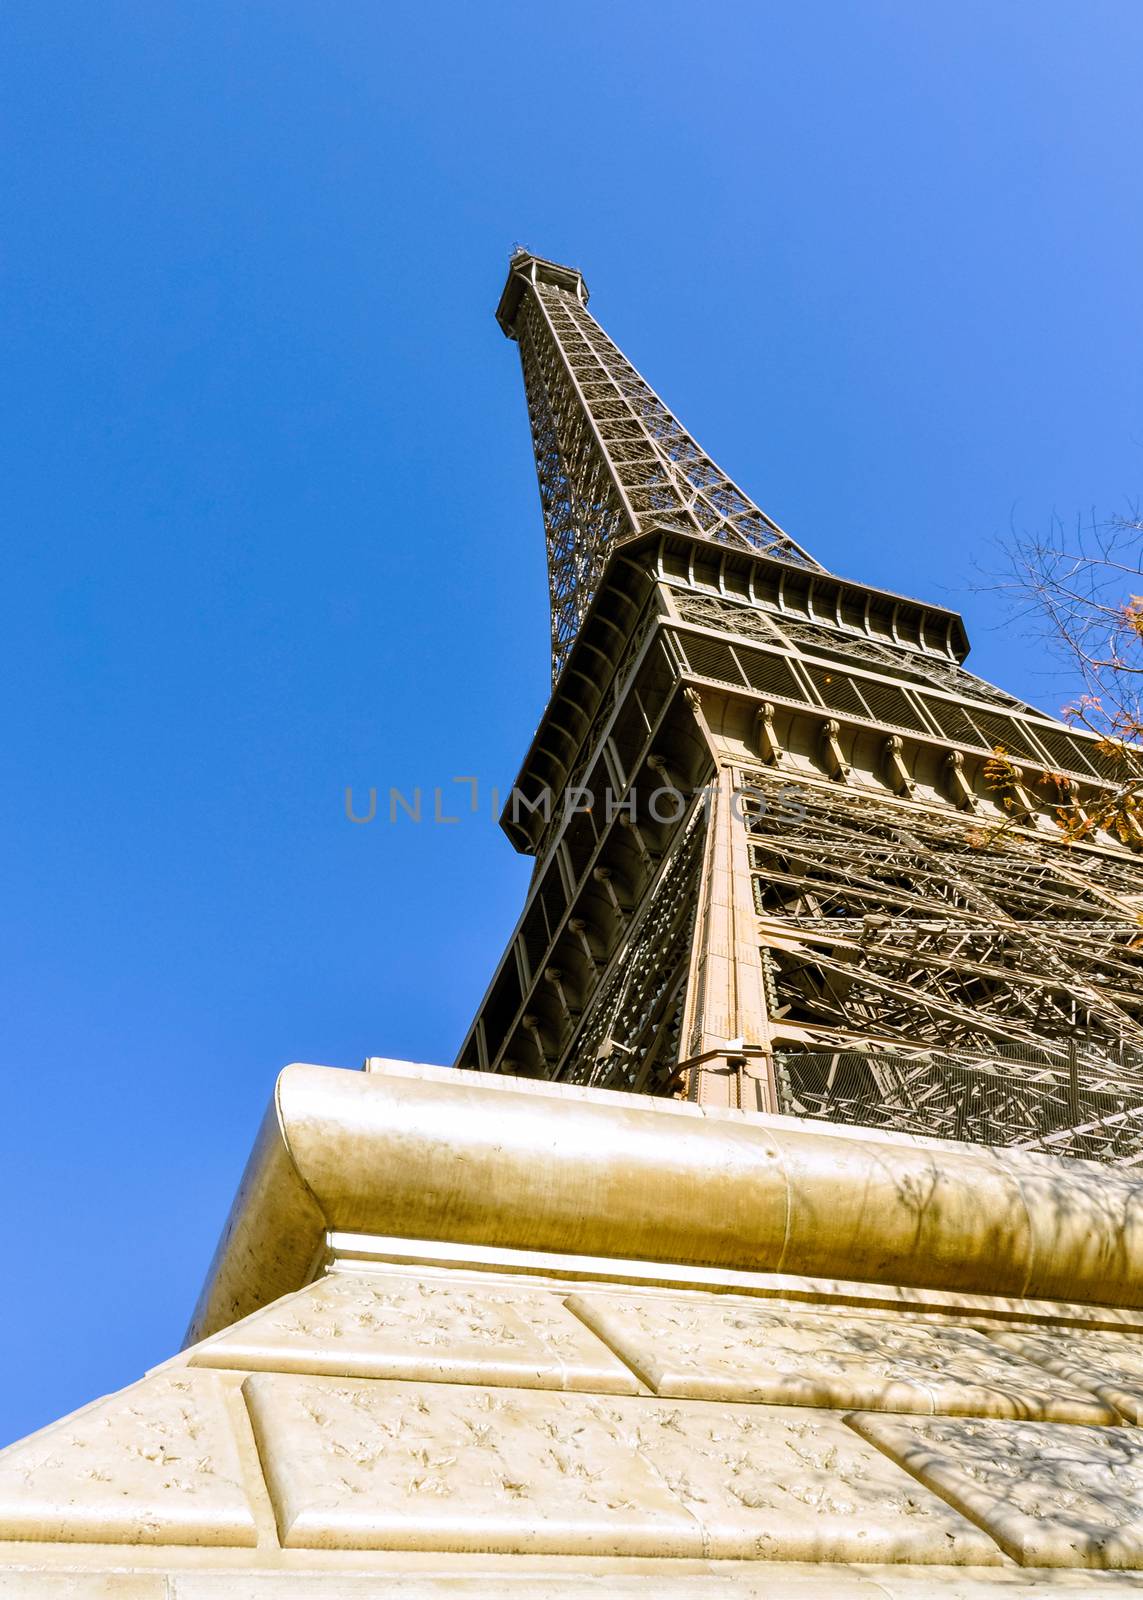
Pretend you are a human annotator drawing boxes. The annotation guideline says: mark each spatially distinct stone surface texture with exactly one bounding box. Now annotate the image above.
[243,1372,1000,1562]
[987,1326,1143,1424]
[192,1273,638,1393]
[566,1292,1115,1421]
[849,1413,1143,1568]
[0,1373,256,1547]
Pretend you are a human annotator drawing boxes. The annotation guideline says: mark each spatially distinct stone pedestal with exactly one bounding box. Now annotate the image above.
[7,1059,1143,1593]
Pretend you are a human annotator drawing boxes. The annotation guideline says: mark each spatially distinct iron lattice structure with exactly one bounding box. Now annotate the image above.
[496,252,819,681]
[743,772,1143,1053]
[459,252,1143,1162]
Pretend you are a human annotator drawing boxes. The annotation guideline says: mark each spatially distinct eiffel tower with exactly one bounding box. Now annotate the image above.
[457,250,1143,1157]
[11,250,1143,1593]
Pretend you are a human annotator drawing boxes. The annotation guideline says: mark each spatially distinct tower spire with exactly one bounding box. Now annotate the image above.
[497,250,821,681]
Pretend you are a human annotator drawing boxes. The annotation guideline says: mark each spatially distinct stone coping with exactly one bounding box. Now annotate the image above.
[187,1060,1143,1345]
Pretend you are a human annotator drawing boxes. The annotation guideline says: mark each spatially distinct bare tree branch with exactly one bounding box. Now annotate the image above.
[983,507,1143,848]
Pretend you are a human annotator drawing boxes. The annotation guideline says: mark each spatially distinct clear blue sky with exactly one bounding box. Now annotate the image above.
[2,1,1140,1446]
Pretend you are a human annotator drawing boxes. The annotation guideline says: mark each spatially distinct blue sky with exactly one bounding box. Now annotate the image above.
[1,1,1140,1445]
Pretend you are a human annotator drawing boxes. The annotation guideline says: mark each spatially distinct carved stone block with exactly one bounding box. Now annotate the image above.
[243,1373,1000,1562]
[0,1373,256,1546]
[192,1273,636,1393]
[565,1293,1113,1422]
[987,1327,1143,1423]
[850,1412,1143,1568]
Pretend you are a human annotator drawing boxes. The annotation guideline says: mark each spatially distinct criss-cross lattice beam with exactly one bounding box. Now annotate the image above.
[497,252,821,680]
[743,773,1143,1058]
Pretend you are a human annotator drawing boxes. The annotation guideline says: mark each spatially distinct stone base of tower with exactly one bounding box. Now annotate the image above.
[7,1061,1143,1593]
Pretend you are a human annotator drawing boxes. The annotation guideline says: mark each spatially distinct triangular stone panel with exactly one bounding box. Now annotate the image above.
[0,1371,256,1547]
